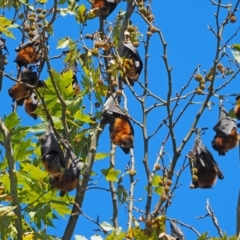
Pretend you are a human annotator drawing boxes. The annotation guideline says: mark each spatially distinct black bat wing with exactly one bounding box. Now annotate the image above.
[39,125,66,168]
[123,42,143,75]
[101,1,118,19]
[170,220,185,240]
[213,104,237,136]
[19,71,38,86]
[101,92,127,124]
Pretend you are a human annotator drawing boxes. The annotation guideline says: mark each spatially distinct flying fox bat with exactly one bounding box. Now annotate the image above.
[101,93,134,154]
[120,42,143,86]
[49,139,84,196]
[170,220,185,240]
[189,130,224,189]
[24,92,38,120]
[212,101,239,156]
[91,0,118,19]
[39,125,66,174]
[8,69,45,105]
[62,61,80,96]
[14,31,42,68]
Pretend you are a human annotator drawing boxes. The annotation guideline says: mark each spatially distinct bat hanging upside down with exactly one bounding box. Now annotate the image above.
[212,102,239,156]
[101,92,134,154]
[49,158,83,196]
[109,116,134,154]
[91,0,119,19]
[189,130,224,189]
[39,125,66,174]
[14,32,42,68]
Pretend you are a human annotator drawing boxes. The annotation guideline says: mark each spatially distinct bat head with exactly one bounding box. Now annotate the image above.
[120,134,134,149]
[8,84,32,101]
[24,95,38,120]
[42,152,62,173]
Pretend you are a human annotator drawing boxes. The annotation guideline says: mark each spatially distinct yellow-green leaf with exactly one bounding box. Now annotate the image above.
[95,153,110,161]
[101,167,121,182]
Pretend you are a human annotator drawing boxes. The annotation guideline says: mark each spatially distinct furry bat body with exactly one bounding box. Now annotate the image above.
[189,130,224,189]
[212,102,239,156]
[101,93,134,154]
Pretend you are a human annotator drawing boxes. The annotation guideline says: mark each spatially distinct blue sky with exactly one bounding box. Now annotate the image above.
[1,0,240,239]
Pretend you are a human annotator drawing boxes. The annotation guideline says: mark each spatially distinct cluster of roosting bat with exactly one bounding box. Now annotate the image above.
[7,28,80,120]
[5,0,239,195]
[2,0,144,195]
[188,99,240,189]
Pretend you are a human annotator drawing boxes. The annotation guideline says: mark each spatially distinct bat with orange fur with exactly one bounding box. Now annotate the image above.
[120,42,143,86]
[15,32,42,68]
[49,157,83,196]
[212,100,239,156]
[24,92,38,120]
[101,93,134,154]
[91,0,119,19]
[49,138,84,196]
[8,70,45,105]
[189,129,224,189]
[39,125,66,174]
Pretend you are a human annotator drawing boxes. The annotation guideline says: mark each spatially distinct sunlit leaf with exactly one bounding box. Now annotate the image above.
[74,110,94,123]
[75,235,88,240]
[95,152,110,161]
[57,37,70,49]
[76,4,87,23]
[101,167,121,182]
[232,50,240,63]
[100,222,114,232]
[4,112,20,130]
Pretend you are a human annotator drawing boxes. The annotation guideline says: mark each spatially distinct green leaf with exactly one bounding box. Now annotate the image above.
[154,186,164,196]
[197,233,208,240]
[101,167,121,182]
[74,110,94,123]
[232,50,240,63]
[229,108,236,118]
[57,37,70,49]
[95,152,110,161]
[152,175,161,187]
[38,0,47,3]
[58,0,67,4]
[0,17,16,39]
[13,139,34,161]
[100,222,114,232]
[4,112,20,130]
[75,235,88,240]
[76,4,87,23]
